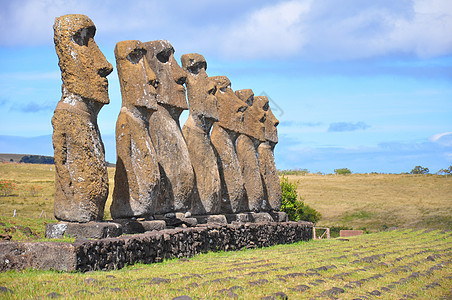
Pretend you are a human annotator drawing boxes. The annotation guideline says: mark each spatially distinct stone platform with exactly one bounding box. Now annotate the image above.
[45,212,288,239]
[0,221,312,272]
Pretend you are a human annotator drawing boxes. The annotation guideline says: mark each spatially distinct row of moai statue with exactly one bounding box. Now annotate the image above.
[52,14,281,223]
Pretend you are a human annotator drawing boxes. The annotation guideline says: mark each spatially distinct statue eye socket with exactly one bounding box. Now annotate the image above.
[237,106,247,113]
[72,26,95,46]
[187,62,207,75]
[157,49,172,63]
[263,102,269,111]
[127,49,146,64]
[220,87,227,93]
[245,96,253,106]
[208,86,217,95]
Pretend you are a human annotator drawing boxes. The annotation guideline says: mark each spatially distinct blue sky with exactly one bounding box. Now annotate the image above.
[0,0,451,173]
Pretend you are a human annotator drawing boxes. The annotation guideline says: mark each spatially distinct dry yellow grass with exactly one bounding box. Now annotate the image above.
[1,163,451,232]
[286,173,452,231]
[0,163,116,220]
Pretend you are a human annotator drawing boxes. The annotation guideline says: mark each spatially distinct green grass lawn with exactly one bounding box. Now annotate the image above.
[0,229,450,299]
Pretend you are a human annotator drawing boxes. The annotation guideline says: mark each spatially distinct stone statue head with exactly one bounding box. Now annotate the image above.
[54,14,113,104]
[181,53,219,122]
[253,96,269,143]
[254,96,278,143]
[144,40,188,112]
[210,76,248,134]
[235,89,265,141]
[115,40,158,111]
[259,96,279,144]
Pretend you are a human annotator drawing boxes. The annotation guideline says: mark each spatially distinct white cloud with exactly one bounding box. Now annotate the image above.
[430,132,452,146]
[217,0,452,60]
[1,0,451,60]
[219,0,312,58]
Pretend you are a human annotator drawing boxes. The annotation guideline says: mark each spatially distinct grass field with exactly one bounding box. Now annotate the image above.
[0,163,451,240]
[0,229,450,299]
[287,173,452,232]
[0,163,451,298]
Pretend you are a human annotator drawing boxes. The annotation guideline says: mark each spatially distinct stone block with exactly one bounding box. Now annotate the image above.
[113,220,166,234]
[270,211,288,222]
[45,222,122,239]
[0,242,76,272]
[250,212,274,223]
[225,213,251,223]
[162,217,198,228]
[195,214,228,224]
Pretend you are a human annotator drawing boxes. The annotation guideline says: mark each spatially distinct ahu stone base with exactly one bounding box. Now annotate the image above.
[45,212,288,239]
[1,221,312,272]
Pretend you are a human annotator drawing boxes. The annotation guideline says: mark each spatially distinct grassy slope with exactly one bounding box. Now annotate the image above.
[287,174,452,231]
[0,229,450,299]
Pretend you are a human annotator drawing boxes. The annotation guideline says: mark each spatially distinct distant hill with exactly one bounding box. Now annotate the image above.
[0,153,26,163]
[0,153,115,167]
[0,153,54,164]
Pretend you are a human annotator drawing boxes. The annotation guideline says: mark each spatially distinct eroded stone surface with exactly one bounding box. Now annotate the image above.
[255,96,281,211]
[144,40,194,214]
[111,40,160,219]
[235,90,267,212]
[210,76,248,213]
[181,54,221,215]
[52,14,112,222]
[45,222,122,239]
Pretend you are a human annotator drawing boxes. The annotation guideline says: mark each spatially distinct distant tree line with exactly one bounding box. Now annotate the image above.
[278,165,452,176]
[19,155,55,164]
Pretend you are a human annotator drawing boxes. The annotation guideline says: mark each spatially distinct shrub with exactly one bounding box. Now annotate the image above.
[437,165,452,176]
[334,168,351,175]
[280,176,321,223]
[410,165,429,175]
[0,180,16,196]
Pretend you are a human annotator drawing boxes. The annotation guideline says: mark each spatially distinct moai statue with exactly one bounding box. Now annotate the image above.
[52,14,112,222]
[144,40,194,215]
[181,54,221,215]
[255,96,282,211]
[235,89,268,212]
[210,76,248,213]
[110,40,160,219]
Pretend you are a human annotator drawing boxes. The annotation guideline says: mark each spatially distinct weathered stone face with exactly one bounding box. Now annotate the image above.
[235,89,265,140]
[115,40,158,111]
[181,53,221,215]
[145,40,195,214]
[253,96,269,143]
[54,14,113,104]
[144,40,188,113]
[52,14,111,223]
[265,108,279,144]
[111,40,160,219]
[210,76,248,134]
[254,96,279,144]
[181,53,219,124]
